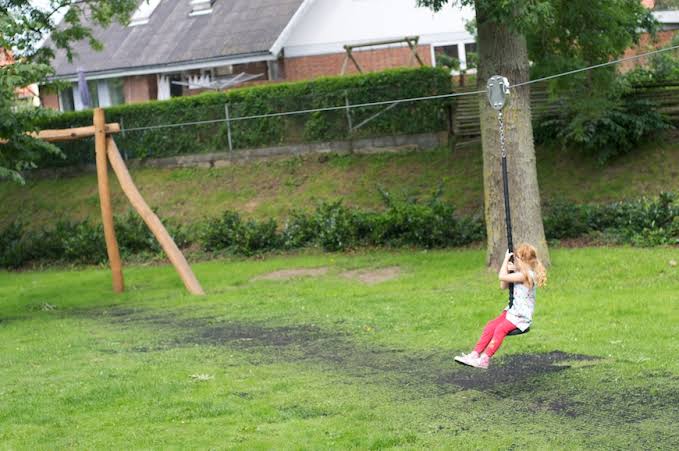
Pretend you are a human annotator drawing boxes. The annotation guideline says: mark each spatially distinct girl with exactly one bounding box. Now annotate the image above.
[455,243,547,369]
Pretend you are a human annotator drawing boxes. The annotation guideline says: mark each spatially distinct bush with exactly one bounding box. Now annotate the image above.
[0,212,193,269]
[200,211,279,256]
[313,200,358,252]
[30,68,452,168]
[3,193,675,270]
[0,221,30,269]
[59,221,107,264]
[372,188,484,248]
[544,193,679,245]
[114,210,189,256]
[115,210,161,255]
[534,96,671,164]
[543,199,589,240]
[281,209,317,250]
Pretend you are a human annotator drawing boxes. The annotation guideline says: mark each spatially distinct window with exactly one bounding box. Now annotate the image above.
[214,65,234,77]
[65,81,99,110]
[87,81,100,108]
[435,44,459,60]
[96,79,124,107]
[189,0,215,17]
[129,0,162,26]
[59,88,74,112]
[107,78,125,106]
[464,42,477,55]
[169,75,183,97]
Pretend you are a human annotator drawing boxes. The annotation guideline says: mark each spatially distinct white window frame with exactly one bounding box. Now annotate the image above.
[189,0,214,17]
[129,0,162,26]
[58,87,75,112]
[97,80,111,107]
[431,40,478,74]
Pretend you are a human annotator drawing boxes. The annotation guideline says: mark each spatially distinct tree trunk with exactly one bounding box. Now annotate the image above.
[475,5,550,269]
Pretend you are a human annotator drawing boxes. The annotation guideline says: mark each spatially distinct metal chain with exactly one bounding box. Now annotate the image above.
[498,111,506,158]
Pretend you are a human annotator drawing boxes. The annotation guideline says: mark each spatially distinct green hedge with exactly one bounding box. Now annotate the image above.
[2,192,678,269]
[34,68,452,168]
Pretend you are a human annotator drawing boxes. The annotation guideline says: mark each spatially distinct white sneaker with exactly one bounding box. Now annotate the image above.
[469,353,490,369]
[454,352,479,366]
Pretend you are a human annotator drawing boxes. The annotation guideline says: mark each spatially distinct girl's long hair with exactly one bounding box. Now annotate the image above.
[515,243,547,288]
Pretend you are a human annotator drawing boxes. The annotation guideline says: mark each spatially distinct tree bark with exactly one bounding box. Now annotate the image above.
[475,5,550,269]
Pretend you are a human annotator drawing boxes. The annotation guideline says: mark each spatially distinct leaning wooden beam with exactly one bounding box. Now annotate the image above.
[34,124,121,142]
[341,47,362,74]
[94,108,124,293]
[0,123,120,144]
[106,137,206,296]
[406,38,425,67]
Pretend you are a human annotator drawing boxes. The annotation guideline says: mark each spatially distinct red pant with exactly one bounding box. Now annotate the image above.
[473,311,518,357]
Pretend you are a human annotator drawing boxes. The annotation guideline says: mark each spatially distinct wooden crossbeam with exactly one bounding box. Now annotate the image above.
[0,123,121,144]
[340,36,424,76]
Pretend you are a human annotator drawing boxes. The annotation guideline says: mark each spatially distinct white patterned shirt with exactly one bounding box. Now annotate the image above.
[504,270,536,331]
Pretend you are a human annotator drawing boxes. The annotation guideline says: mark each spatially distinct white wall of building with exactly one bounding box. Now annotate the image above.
[283,0,476,58]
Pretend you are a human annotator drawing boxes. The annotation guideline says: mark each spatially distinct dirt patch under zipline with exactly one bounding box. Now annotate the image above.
[79,306,679,428]
[341,266,402,284]
[252,267,329,281]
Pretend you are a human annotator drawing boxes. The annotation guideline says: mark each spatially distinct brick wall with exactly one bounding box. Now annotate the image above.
[123,75,157,103]
[40,91,60,110]
[620,30,679,72]
[284,45,433,81]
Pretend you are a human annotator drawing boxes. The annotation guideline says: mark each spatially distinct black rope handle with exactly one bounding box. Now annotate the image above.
[498,111,515,309]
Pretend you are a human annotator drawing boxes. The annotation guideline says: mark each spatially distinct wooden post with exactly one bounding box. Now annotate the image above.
[407,38,425,67]
[94,108,124,293]
[106,137,205,296]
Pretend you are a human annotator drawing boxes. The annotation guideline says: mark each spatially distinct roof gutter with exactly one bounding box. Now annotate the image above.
[269,0,318,57]
[48,51,275,82]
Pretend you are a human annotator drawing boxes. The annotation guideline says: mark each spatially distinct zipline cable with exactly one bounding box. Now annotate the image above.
[121,43,679,134]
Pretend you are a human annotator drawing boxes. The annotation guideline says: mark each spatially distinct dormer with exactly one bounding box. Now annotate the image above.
[189,0,215,17]
[129,0,162,27]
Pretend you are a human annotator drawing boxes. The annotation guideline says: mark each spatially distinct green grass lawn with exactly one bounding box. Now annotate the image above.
[1,247,678,449]
[2,132,679,229]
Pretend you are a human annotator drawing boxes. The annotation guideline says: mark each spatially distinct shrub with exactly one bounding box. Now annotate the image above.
[115,210,161,255]
[3,192,675,270]
[534,96,671,164]
[200,211,279,256]
[373,188,484,248]
[544,192,679,245]
[0,221,30,269]
[543,199,589,240]
[235,218,279,256]
[59,221,107,264]
[201,211,244,252]
[30,68,452,168]
[313,200,358,252]
[114,210,189,256]
[0,212,193,269]
[281,210,317,250]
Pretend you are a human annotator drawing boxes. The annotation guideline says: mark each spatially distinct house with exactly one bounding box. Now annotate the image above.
[1,49,41,108]
[40,0,475,111]
[621,0,679,71]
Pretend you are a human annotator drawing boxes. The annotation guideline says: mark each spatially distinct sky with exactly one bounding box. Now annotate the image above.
[28,0,67,49]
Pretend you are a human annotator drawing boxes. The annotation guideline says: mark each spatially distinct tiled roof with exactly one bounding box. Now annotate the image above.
[47,0,305,77]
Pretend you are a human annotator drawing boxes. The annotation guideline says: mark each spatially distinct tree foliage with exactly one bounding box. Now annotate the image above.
[0,0,136,182]
[419,0,659,163]
[418,0,655,89]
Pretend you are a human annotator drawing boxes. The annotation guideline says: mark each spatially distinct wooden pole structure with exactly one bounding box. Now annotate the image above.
[94,108,124,293]
[0,123,121,144]
[106,137,205,296]
[340,37,424,76]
